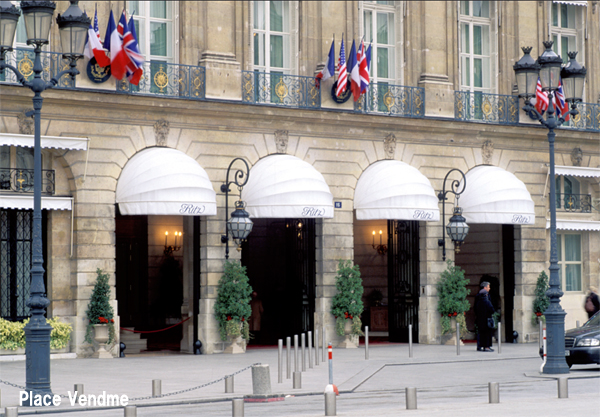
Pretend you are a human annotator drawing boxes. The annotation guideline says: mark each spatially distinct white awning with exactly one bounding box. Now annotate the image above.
[243,155,334,218]
[546,219,600,231]
[0,195,72,210]
[554,166,600,178]
[116,147,216,216]
[458,165,535,225]
[552,1,587,6]
[354,160,440,221]
[0,132,89,150]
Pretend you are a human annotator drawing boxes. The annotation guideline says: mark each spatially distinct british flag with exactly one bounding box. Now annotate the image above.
[118,11,144,86]
[554,79,570,122]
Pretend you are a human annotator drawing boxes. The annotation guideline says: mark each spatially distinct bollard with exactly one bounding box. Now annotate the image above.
[232,398,244,417]
[225,376,234,393]
[278,339,283,383]
[558,377,568,399]
[293,371,302,389]
[74,383,84,401]
[324,391,336,416]
[5,407,18,417]
[540,327,547,373]
[301,333,306,371]
[408,324,413,358]
[365,326,369,360]
[488,382,499,403]
[576,320,580,328]
[308,331,313,369]
[315,328,320,365]
[328,343,333,385]
[124,406,137,417]
[498,322,502,354]
[286,337,291,379]
[539,320,543,349]
[456,322,460,356]
[251,364,272,395]
[406,387,417,410]
[322,325,327,362]
[294,334,299,372]
[152,379,161,397]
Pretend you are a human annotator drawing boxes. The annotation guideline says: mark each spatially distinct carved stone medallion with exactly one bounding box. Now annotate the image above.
[384,133,396,159]
[17,110,34,135]
[482,140,494,165]
[570,147,583,167]
[154,119,170,147]
[275,130,289,154]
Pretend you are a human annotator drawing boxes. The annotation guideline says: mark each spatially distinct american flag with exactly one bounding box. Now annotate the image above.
[336,38,347,97]
[534,77,548,114]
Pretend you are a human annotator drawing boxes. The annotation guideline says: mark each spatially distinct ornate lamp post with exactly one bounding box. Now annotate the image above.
[0,0,90,397]
[220,158,253,259]
[513,42,586,374]
[438,168,469,261]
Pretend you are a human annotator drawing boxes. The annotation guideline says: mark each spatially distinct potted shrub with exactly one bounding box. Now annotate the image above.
[85,268,115,358]
[437,260,470,344]
[331,260,364,348]
[214,261,252,354]
[0,317,72,354]
[532,271,550,325]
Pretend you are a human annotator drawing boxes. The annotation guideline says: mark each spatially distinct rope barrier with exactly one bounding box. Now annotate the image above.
[120,317,191,334]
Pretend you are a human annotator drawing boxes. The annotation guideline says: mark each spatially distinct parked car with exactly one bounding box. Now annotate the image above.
[541,312,600,368]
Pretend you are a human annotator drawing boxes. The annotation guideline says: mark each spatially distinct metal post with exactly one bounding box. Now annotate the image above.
[456,322,460,356]
[539,320,543,349]
[5,407,18,417]
[408,324,413,358]
[328,343,333,385]
[124,406,137,417]
[308,331,313,369]
[152,379,161,397]
[488,382,499,403]
[406,387,417,410]
[498,322,502,354]
[315,328,320,365]
[365,326,369,360]
[278,339,283,383]
[225,376,234,393]
[74,384,84,401]
[232,398,244,416]
[294,334,299,372]
[293,371,302,389]
[322,326,327,362]
[301,333,306,371]
[286,337,291,379]
[558,377,568,398]
[324,392,336,416]
[576,320,580,328]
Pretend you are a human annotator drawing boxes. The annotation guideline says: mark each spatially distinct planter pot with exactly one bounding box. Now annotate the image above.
[442,317,464,346]
[337,319,358,349]
[92,324,113,359]
[224,335,245,354]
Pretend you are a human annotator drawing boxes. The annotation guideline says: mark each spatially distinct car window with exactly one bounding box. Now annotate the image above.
[582,312,600,327]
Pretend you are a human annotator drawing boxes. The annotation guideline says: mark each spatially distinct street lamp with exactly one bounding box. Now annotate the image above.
[220,158,253,259]
[0,0,90,398]
[513,42,586,374]
[438,168,469,261]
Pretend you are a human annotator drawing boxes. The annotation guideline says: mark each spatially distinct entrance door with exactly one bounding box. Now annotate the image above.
[387,220,419,342]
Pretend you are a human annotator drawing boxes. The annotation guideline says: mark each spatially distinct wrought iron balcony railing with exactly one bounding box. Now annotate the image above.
[562,102,600,132]
[0,48,73,88]
[354,83,425,118]
[0,168,55,195]
[455,91,519,125]
[116,61,205,100]
[555,193,592,213]
[242,71,320,109]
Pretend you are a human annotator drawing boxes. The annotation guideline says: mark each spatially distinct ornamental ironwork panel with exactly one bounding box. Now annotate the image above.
[555,193,592,213]
[355,83,425,118]
[0,209,33,321]
[564,102,600,132]
[454,91,519,125]
[0,48,74,88]
[0,168,55,194]
[116,61,206,100]
[241,71,320,109]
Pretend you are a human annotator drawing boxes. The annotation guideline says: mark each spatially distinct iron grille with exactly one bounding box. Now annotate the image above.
[0,168,55,194]
[564,337,575,349]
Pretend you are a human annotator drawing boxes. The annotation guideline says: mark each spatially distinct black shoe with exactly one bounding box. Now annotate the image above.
[477,347,483,351]
[484,348,494,352]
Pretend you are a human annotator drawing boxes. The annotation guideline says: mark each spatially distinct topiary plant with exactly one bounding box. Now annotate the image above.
[437,259,470,335]
[85,268,115,345]
[331,260,364,336]
[532,270,550,325]
[214,260,253,341]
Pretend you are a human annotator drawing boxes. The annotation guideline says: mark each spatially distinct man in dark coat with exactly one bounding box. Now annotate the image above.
[474,281,495,352]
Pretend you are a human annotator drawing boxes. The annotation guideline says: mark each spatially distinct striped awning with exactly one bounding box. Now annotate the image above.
[0,132,89,150]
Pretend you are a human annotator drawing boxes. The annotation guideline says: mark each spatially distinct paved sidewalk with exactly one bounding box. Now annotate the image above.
[0,342,598,416]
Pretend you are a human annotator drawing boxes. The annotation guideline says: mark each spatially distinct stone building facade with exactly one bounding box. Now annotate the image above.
[1,1,598,356]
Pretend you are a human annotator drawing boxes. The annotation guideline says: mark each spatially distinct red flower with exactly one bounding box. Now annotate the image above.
[448,314,452,317]
[349,315,353,320]
[241,317,245,322]
[227,315,232,321]
[110,319,114,323]
[453,312,457,316]
[535,312,542,317]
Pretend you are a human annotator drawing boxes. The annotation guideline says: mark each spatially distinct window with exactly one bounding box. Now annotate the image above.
[555,175,586,211]
[253,1,291,74]
[550,3,577,64]
[363,1,396,84]
[459,1,494,94]
[0,146,36,191]
[129,1,175,63]
[557,233,582,292]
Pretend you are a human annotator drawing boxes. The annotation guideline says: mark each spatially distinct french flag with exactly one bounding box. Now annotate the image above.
[315,41,335,88]
[348,40,360,101]
[103,10,128,80]
[83,8,110,67]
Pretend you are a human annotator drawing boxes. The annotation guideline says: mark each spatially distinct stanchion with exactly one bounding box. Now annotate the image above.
[152,379,161,397]
[408,324,413,358]
[488,382,499,403]
[293,371,302,389]
[124,406,137,417]
[5,407,18,417]
[539,320,543,349]
[322,325,327,362]
[328,343,333,385]
[406,387,417,409]
[232,398,244,416]
[294,334,299,372]
[558,377,568,399]
[308,331,314,369]
[278,339,283,383]
[324,391,336,416]
[576,320,580,328]
[286,337,291,379]
[315,328,320,365]
[498,322,502,354]
[456,322,460,356]
[301,333,306,371]
[225,376,234,393]
[74,383,84,401]
[540,327,547,373]
[365,326,369,360]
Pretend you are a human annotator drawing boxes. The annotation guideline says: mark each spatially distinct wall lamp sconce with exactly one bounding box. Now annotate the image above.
[164,231,182,256]
[221,157,253,259]
[438,169,469,261]
[372,230,387,255]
